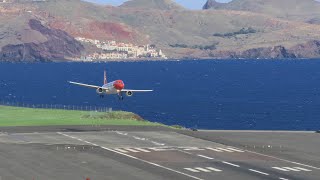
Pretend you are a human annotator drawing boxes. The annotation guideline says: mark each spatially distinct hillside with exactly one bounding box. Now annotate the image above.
[120,0,184,10]
[203,0,320,23]
[0,0,320,61]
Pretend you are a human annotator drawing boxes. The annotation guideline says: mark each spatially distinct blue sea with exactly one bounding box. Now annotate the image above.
[1,60,320,130]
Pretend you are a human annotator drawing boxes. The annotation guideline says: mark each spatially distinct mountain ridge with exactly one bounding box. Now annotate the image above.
[1,0,320,61]
[120,0,184,10]
[202,0,320,23]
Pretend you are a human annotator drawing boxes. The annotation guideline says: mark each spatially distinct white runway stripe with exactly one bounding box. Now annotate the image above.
[124,148,140,152]
[134,148,151,152]
[184,168,200,173]
[197,155,214,160]
[226,147,244,152]
[272,167,290,171]
[283,167,300,171]
[222,161,240,167]
[294,167,312,171]
[194,167,211,172]
[216,148,234,152]
[249,169,269,175]
[114,148,128,153]
[279,178,289,180]
[206,167,222,172]
[206,147,223,152]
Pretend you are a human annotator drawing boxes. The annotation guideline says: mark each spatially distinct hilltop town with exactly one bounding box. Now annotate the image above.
[76,37,167,61]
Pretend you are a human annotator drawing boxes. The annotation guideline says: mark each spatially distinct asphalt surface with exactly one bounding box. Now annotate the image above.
[0,126,319,180]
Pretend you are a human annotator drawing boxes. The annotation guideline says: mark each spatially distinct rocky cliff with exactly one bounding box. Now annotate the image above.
[0,19,84,62]
[213,40,320,59]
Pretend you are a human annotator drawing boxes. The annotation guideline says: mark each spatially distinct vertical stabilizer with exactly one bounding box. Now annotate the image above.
[104,70,107,85]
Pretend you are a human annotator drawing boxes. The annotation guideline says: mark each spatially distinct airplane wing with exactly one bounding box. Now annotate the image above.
[121,89,153,92]
[69,81,108,90]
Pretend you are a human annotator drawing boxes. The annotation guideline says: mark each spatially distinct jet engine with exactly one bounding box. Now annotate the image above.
[96,88,104,94]
[126,91,133,97]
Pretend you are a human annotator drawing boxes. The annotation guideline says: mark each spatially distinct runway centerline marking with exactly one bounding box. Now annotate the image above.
[279,178,289,180]
[57,132,203,180]
[222,161,240,167]
[249,169,269,176]
[197,154,214,160]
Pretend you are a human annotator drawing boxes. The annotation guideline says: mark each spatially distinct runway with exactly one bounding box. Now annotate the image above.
[0,126,319,180]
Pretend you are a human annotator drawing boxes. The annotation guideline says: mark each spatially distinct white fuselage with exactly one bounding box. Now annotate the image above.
[102,81,117,94]
[97,80,125,95]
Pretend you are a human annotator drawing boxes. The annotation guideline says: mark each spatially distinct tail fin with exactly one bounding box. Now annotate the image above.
[104,70,107,85]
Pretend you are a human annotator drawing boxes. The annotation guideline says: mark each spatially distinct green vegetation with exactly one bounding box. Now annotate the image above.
[0,106,161,127]
[169,43,218,50]
[170,125,184,129]
[213,27,257,38]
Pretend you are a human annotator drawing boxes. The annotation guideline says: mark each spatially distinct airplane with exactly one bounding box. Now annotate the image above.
[69,70,153,100]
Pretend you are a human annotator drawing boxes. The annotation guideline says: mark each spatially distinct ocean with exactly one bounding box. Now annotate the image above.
[1,60,320,130]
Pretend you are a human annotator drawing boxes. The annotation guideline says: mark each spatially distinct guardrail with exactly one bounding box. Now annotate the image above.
[0,101,112,112]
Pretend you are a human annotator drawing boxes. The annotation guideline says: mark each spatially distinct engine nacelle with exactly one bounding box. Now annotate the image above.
[126,91,133,97]
[96,88,104,94]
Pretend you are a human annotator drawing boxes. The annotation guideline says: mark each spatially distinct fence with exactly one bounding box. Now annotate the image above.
[0,101,112,113]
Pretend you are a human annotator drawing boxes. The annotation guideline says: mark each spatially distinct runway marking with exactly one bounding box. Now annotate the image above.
[243,149,320,170]
[151,141,165,146]
[206,147,243,153]
[184,167,222,173]
[180,147,205,151]
[194,167,211,172]
[206,147,223,152]
[115,131,128,136]
[279,178,289,180]
[206,167,222,172]
[197,154,214,160]
[273,166,312,172]
[216,148,234,152]
[222,161,240,167]
[134,148,151,153]
[249,169,269,176]
[124,148,140,153]
[293,167,312,171]
[133,136,146,141]
[57,132,203,180]
[272,167,290,171]
[282,167,300,171]
[114,148,128,153]
[225,147,245,152]
[184,168,200,173]
[148,147,176,152]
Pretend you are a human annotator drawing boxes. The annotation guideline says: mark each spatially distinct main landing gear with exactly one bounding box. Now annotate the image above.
[99,95,104,98]
[118,92,124,101]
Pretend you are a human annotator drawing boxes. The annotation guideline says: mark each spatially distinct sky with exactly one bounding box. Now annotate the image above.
[85,0,233,10]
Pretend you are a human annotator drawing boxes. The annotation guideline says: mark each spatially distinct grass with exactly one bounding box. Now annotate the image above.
[0,105,161,127]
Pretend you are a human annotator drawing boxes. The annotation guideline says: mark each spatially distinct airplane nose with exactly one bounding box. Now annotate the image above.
[114,82,124,90]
